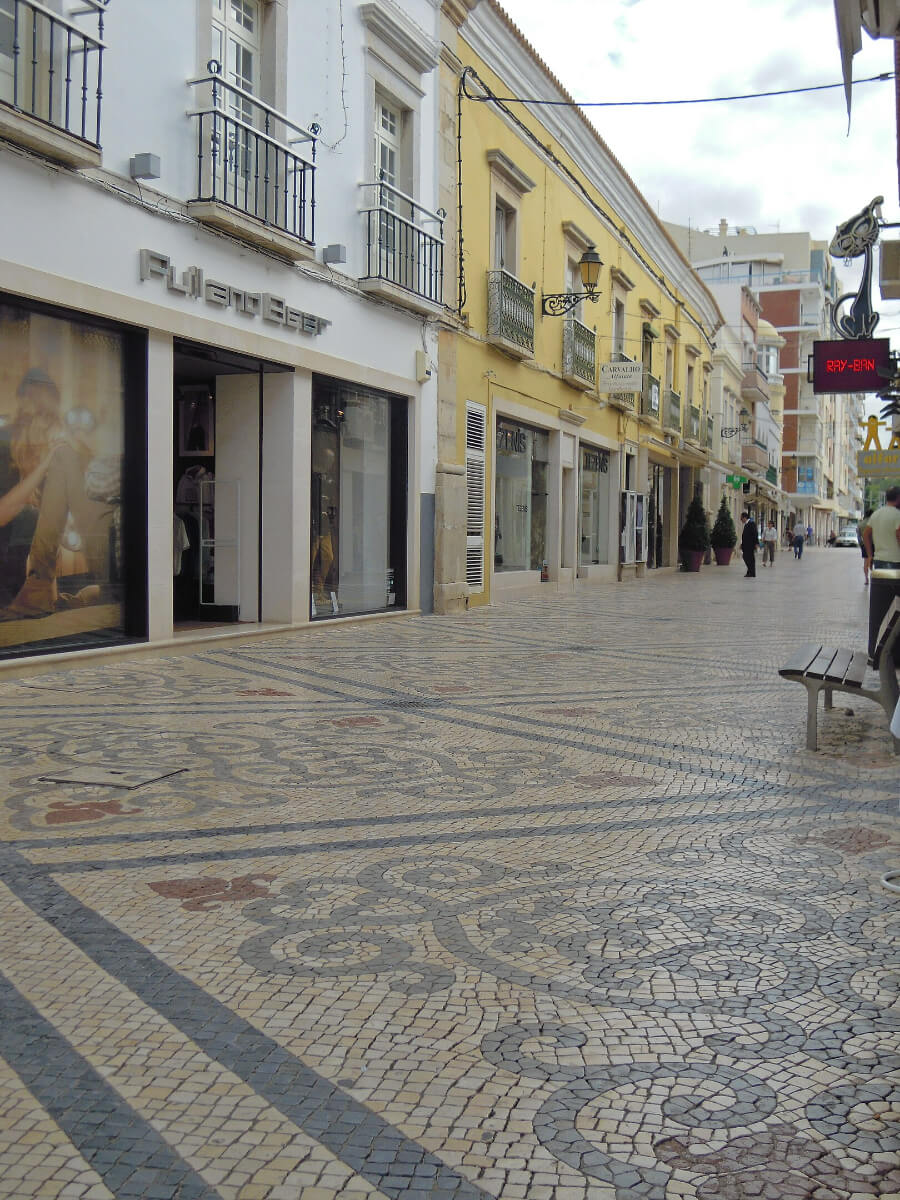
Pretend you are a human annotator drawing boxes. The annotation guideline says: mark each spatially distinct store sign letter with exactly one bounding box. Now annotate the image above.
[139,250,331,336]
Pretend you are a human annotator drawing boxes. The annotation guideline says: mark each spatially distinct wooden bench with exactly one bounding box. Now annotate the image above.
[779,597,900,754]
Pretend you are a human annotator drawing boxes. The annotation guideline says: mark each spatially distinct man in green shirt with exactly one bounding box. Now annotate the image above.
[862,486,900,569]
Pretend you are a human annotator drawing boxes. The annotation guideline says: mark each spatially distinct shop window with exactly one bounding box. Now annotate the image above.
[494,419,548,573]
[310,376,406,619]
[579,445,610,565]
[0,297,146,659]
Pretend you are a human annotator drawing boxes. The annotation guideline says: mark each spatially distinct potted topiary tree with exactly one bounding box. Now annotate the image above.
[678,492,710,572]
[710,495,737,565]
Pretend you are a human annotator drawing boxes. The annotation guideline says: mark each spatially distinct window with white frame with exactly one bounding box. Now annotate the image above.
[613,298,626,360]
[210,0,261,198]
[566,256,583,320]
[494,199,517,273]
[212,0,259,109]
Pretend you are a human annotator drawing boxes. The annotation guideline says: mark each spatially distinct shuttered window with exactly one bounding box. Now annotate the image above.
[465,402,486,591]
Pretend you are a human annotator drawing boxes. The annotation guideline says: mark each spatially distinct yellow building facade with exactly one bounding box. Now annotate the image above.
[434,0,724,612]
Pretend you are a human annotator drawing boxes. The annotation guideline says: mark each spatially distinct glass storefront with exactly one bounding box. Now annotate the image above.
[0,297,145,659]
[579,444,610,566]
[494,418,548,572]
[310,376,406,619]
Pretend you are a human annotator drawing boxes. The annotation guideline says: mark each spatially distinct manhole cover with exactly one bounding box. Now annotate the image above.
[38,766,185,789]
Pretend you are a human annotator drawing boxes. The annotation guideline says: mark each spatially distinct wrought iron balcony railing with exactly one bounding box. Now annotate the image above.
[562,315,595,386]
[641,372,660,418]
[487,269,535,355]
[0,0,106,147]
[689,404,701,440]
[663,388,681,432]
[360,178,443,306]
[707,415,714,448]
[187,64,316,246]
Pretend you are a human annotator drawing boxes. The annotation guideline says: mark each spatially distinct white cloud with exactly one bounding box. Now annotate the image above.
[499,0,900,359]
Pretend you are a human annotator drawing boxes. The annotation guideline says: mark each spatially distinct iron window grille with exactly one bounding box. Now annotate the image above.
[487,269,535,353]
[0,0,106,146]
[360,176,444,305]
[562,314,595,386]
[187,61,316,245]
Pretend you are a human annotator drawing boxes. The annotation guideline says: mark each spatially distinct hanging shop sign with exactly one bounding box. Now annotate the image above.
[810,337,890,393]
[858,449,900,477]
[597,361,643,393]
[139,250,331,335]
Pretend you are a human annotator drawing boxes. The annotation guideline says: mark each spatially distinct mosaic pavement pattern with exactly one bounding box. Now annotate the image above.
[0,548,897,1200]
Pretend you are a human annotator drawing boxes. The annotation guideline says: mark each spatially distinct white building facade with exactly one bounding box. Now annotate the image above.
[0,0,445,666]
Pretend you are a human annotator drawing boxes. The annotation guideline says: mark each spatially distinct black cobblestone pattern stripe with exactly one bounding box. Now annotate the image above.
[0,968,223,1200]
[0,845,492,1200]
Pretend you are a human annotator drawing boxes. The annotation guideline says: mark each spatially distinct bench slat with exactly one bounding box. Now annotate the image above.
[843,651,868,688]
[806,646,839,680]
[824,648,854,682]
[779,643,822,677]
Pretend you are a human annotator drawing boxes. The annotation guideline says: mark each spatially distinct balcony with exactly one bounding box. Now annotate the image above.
[562,315,595,389]
[187,66,316,261]
[0,0,105,169]
[359,179,444,314]
[688,404,701,441]
[741,441,769,473]
[766,465,778,484]
[707,415,714,448]
[487,269,534,358]
[741,362,770,404]
[640,373,660,419]
[663,389,681,434]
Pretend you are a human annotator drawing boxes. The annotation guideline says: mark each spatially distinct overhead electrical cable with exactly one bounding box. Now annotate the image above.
[461,71,895,109]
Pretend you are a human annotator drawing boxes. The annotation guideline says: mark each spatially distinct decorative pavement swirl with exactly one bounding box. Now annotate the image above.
[0,549,897,1200]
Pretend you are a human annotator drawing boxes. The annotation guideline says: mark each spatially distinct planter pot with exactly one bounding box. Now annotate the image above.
[713,546,733,566]
[684,550,704,572]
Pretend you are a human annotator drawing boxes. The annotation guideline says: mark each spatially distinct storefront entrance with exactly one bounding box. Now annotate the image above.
[647,463,669,569]
[173,340,290,626]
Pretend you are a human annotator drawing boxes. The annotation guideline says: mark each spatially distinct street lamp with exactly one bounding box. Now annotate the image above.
[541,246,603,316]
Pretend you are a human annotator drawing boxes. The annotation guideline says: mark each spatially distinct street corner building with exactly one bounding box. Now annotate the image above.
[0,0,447,667]
[431,0,725,613]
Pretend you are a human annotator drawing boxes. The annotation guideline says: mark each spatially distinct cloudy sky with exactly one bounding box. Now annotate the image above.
[502,0,900,365]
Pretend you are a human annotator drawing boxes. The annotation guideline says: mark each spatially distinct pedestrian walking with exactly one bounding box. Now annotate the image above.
[806,523,814,546]
[861,486,900,662]
[862,487,900,572]
[762,520,777,567]
[740,511,758,577]
[858,508,873,585]
[792,520,806,559]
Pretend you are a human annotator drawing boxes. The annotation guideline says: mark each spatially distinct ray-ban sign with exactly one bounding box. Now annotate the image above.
[810,338,890,393]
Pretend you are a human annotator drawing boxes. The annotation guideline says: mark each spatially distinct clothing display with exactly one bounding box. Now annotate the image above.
[173,515,190,576]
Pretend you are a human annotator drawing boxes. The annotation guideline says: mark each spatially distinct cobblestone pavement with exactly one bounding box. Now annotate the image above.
[0,547,898,1200]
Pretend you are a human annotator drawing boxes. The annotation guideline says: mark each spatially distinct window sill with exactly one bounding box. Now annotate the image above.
[186,201,315,263]
[359,276,443,316]
[562,370,594,392]
[486,332,534,361]
[0,105,101,170]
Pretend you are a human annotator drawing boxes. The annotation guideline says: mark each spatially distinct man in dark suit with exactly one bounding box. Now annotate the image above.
[740,511,758,578]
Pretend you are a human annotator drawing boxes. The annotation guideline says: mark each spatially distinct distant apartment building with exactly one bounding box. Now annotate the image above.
[665,222,865,539]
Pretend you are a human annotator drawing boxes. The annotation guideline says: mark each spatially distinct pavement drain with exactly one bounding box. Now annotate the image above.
[37,765,186,789]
